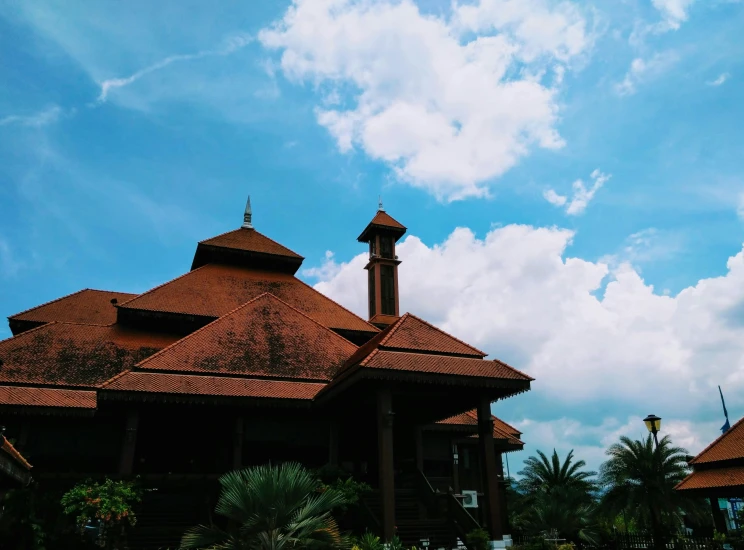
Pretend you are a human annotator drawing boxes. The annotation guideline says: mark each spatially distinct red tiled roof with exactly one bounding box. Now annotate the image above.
[1,435,32,470]
[137,293,357,381]
[690,416,744,465]
[382,314,486,357]
[118,264,377,334]
[493,415,522,437]
[676,466,744,491]
[9,289,136,326]
[101,371,323,400]
[362,350,532,380]
[0,323,177,387]
[0,385,97,409]
[357,210,407,242]
[199,228,303,259]
[435,410,524,446]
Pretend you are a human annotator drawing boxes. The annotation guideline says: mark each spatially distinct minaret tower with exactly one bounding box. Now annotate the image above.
[357,200,407,328]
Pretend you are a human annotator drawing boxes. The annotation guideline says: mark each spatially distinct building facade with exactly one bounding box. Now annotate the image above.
[0,203,532,549]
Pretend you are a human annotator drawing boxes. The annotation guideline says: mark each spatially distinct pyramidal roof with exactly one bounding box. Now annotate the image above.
[135,293,358,381]
[357,210,407,243]
[199,228,303,259]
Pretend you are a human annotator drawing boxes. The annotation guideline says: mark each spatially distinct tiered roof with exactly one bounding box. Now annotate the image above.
[434,410,524,451]
[677,417,744,492]
[118,264,377,335]
[8,289,136,335]
[1,209,532,416]
[357,210,407,243]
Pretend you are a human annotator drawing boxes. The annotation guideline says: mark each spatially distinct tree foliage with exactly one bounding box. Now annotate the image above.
[180,462,349,550]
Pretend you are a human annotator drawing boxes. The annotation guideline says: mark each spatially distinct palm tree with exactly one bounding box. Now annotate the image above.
[598,435,704,550]
[517,449,596,494]
[180,462,348,550]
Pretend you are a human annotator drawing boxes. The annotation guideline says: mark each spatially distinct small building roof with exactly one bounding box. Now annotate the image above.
[433,410,524,449]
[118,264,378,335]
[135,293,357,381]
[8,289,136,334]
[689,416,744,465]
[1,434,32,471]
[0,386,97,411]
[677,466,744,492]
[357,210,407,243]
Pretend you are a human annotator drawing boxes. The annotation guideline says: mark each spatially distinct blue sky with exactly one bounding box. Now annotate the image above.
[2,0,744,469]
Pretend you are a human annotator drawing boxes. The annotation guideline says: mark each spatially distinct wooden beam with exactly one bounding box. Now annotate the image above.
[477,397,503,541]
[496,452,510,534]
[710,498,728,533]
[415,427,424,472]
[377,387,396,542]
[118,409,139,475]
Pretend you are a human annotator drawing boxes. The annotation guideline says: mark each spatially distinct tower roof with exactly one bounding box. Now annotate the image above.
[191,228,304,273]
[357,210,407,243]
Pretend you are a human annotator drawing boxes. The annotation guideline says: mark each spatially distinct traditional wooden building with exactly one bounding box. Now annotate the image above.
[0,202,532,549]
[677,417,744,532]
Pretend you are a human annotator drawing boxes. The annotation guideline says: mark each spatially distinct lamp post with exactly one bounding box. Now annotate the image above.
[643,414,662,448]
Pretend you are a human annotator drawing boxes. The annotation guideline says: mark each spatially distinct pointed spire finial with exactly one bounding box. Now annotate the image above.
[242,196,253,229]
[378,196,384,211]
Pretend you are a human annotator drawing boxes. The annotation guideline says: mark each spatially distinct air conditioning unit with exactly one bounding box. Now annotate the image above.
[462,490,478,508]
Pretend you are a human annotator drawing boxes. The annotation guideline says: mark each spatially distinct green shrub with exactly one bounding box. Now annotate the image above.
[466,528,491,550]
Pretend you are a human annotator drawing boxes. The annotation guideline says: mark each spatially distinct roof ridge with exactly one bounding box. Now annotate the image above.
[292,275,380,333]
[134,291,357,370]
[200,227,304,259]
[117,265,212,309]
[8,289,89,319]
[400,313,487,357]
[0,321,58,343]
[98,368,134,389]
[377,313,409,347]
[690,415,744,464]
[493,358,535,382]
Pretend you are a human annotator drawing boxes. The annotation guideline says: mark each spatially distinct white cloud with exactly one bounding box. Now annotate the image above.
[616,52,678,95]
[260,0,593,201]
[97,34,252,103]
[652,0,695,31]
[0,105,62,127]
[308,223,744,464]
[544,168,610,215]
[707,73,730,87]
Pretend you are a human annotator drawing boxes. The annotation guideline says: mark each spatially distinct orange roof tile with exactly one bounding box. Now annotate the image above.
[0,386,97,409]
[492,415,522,437]
[136,293,357,381]
[361,350,532,380]
[382,314,486,357]
[676,466,744,491]
[9,289,136,326]
[434,410,524,446]
[358,210,407,242]
[199,228,303,259]
[101,371,323,400]
[0,323,177,387]
[118,264,377,334]
[1,435,32,470]
[690,416,744,465]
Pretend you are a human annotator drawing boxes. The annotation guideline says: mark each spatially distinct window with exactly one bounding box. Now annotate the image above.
[380,265,396,315]
[380,235,393,259]
[368,268,376,317]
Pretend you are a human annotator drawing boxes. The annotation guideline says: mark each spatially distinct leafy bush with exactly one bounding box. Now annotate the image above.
[60,478,141,549]
[466,528,491,550]
[354,531,384,550]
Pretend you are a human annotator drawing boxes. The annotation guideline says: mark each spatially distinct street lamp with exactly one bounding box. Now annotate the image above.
[643,414,662,448]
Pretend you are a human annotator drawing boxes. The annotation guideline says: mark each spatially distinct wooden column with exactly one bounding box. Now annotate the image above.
[118,409,139,475]
[377,387,396,542]
[710,498,728,533]
[452,440,461,494]
[329,421,340,467]
[477,397,503,541]
[233,416,244,470]
[496,452,510,534]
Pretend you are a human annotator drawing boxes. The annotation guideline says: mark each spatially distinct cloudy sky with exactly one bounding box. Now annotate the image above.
[2,0,743,471]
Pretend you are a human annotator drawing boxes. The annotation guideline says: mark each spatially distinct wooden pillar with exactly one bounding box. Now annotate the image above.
[233,416,244,470]
[477,397,503,541]
[496,452,510,533]
[710,497,728,533]
[415,427,424,472]
[118,409,139,475]
[377,387,396,542]
[329,421,340,467]
[452,440,461,494]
